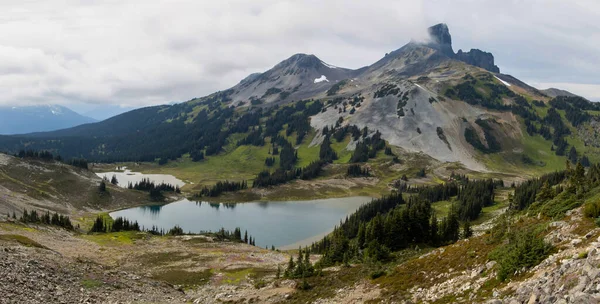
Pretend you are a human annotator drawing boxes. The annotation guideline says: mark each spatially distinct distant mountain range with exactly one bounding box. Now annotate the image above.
[0,105,96,135]
[77,104,139,121]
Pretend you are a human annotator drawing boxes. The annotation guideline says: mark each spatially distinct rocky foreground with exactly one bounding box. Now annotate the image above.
[498,211,600,304]
[0,240,184,304]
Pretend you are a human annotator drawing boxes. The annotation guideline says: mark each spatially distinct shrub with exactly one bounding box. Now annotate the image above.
[489,229,553,281]
[369,269,386,279]
[298,277,312,290]
[253,280,267,289]
[584,201,600,218]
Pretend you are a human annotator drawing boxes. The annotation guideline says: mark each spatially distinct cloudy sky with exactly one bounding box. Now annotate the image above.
[1,0,599,111]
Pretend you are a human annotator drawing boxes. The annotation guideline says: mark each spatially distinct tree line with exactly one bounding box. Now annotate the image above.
[16,149,89,169]
[16,209,74,230]
[347,164,370,177]
[510,170,567,211]
[194,180,248,198]
[89,215,258,245]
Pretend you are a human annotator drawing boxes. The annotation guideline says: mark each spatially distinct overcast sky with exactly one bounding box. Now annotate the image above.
[1,0,599,110]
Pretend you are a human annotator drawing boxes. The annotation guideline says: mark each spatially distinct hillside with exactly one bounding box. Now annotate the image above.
[0,23,598,184]
[0,105,95,135]
[3,149,600,303]
[0,153,161,219]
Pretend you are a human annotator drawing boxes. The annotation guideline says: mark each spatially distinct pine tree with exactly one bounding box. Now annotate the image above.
[303,248,313,276]
[581,155,591,167]
[430,213,439,246]
[110,174,118,185]
[244,230,248,244]
[356,223,365,249]
[462,221,473,239]
[573,162,587,196]
[294,247,304,277]
[276,265,281,279]
[89,216,105,233]
[568,146,578,164]
[98,181,107,193]
[285,256,295,278]
[536,181,555,202]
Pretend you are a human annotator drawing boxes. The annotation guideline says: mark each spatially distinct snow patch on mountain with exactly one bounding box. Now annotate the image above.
[320,60,338,69]
[494,75,511,87]
[314,75,329,83]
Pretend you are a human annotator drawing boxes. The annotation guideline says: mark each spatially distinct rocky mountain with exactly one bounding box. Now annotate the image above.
[0,23,596,173]
[228,53,363,106]
[0,105,96,135]
[541,87,580,98]
[426,23,500,72]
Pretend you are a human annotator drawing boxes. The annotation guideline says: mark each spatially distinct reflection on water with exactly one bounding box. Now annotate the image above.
[138,205,164,218]
[110,197,372,248]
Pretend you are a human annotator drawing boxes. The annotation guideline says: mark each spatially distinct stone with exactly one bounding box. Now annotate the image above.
[486,261,497,270]
[573,292,599,304]
[527,293,537,304]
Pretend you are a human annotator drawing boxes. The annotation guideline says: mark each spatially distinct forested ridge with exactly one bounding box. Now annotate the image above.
[310,177,502,265]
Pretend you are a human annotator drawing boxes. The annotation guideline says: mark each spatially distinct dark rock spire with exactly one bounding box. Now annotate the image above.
[426,23,500,73]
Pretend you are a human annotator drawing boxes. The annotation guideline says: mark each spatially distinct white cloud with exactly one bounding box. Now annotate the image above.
[0,0,598,107]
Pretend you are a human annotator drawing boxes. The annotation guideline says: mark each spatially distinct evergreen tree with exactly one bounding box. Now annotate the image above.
[356,223,366,249]
[285,256,295,278]
[462,221,473,239]
[430,213,439,246]
[98,181,107,193]
[110,174,118,185]
[89,216,106,233]
[568,146,578,164]
[572,162,587,196]
[536,181,555,202]
[276,265,281,279]
[581,155,591,167]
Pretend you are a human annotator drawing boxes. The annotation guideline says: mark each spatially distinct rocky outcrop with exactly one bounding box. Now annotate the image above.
[427,23,455,57]
[456,49,500,73]
[426,23,500,73]
[497,209,600,304]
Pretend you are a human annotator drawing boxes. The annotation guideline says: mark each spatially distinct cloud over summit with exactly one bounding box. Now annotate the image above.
[0,0,599,107]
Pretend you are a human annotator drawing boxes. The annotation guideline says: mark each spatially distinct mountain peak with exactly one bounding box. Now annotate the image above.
[426,23,454,57]
[427,23,452,46]
[421,23,500,72]
[280,53,322,69]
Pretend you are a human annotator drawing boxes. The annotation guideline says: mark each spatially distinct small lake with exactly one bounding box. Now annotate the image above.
[110,196,372,249]
[96,168,185,189]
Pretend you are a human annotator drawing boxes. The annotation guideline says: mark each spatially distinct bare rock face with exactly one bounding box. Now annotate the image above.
[426,23,500,73]
[456,49,500,73]
[427,23,455,57]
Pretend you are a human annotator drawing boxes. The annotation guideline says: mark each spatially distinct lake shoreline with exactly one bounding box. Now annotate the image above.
[109,196,372,249]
